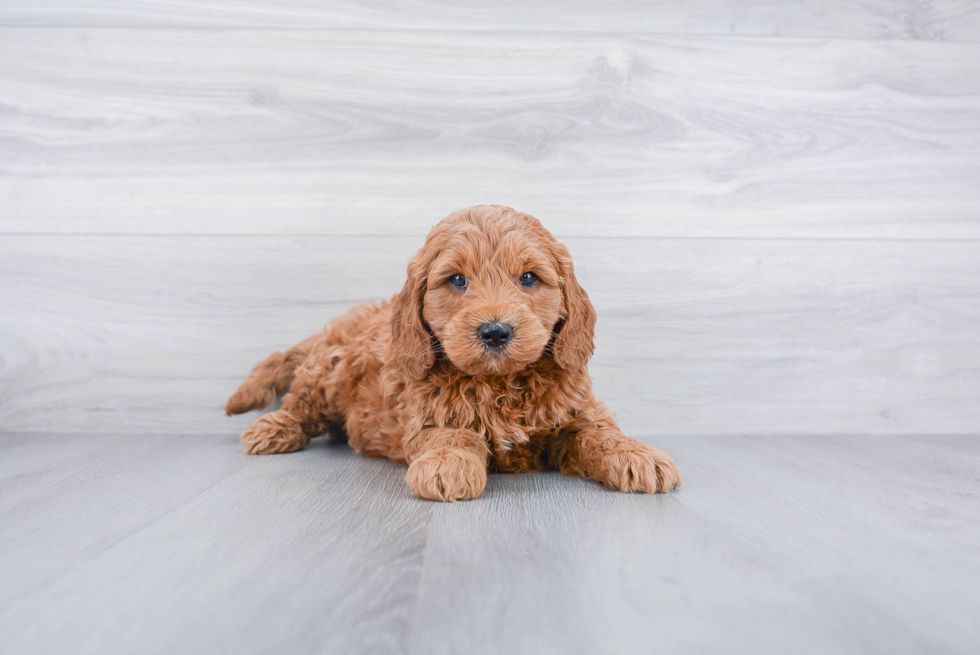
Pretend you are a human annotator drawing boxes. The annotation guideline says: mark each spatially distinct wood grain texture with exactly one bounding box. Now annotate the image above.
[411,434,980,654]
[0,433,432,654]
[2,235,978,436]
[2,29,979,239]
[3,2,978,653]
[2,432,978,654]
[0,0,979,40]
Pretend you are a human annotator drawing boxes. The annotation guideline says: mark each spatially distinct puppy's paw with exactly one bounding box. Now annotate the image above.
[597,443,682,494]
[406,447,487,502]
[241,412,308,455]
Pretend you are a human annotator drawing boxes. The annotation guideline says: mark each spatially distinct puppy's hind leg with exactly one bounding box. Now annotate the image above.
[240,408,308,454]
[240,404,310,455]
[225,334,319,416]
[239,341,343,455]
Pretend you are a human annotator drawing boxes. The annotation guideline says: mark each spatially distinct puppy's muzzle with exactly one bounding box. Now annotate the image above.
[478,322,513,350]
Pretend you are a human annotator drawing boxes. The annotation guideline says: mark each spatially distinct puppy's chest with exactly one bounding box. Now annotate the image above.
[484,401,555,473]
[475,391,555,452]
[421,373,569,459]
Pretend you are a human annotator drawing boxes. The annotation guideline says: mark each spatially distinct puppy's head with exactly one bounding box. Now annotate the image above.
[390,205,596,379]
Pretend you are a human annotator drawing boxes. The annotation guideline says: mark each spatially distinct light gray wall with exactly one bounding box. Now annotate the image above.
[2,1,979,437]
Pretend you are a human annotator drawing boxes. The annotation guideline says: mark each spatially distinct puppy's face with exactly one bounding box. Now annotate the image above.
[390,206,596,380]
[422,226,563,376]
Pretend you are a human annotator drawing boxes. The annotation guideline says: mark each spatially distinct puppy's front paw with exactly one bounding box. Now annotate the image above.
[406,447,487,502]
[597,443,682,494]
[241,411,308,455]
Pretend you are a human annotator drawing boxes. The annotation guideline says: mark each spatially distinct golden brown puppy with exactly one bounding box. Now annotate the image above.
[226,205,681,501]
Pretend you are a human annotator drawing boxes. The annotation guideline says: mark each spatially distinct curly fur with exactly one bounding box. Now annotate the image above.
[227,205,681,501]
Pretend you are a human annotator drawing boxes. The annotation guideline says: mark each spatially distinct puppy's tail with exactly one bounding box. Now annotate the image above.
[225,334,318,416]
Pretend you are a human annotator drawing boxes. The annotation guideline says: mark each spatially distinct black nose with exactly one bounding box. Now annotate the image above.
[478,322,513,349]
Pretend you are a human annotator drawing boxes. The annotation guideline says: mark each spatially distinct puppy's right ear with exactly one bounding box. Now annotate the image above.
[390,249,435,380]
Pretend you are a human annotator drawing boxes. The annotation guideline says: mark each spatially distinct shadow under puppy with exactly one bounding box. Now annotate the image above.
[227,205,681,501]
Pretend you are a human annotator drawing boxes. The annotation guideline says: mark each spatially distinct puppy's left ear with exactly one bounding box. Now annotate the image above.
[552,243,597,371]
[390,249,436,380]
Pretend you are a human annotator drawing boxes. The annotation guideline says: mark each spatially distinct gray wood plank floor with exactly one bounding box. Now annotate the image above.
[2,1,979,652]
[2,432,978,655]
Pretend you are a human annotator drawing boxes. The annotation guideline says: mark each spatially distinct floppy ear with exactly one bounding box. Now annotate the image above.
[390,249,436,380]
[552,244,597,371]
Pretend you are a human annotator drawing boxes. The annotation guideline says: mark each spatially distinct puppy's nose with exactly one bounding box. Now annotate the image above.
[478,322,513,349]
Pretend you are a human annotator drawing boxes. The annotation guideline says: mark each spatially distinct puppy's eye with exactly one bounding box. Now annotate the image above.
[519,272,538,288]
[448,274,467,290]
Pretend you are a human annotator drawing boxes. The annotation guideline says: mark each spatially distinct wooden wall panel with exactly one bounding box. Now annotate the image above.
[1,1,978,40]
[2,30,978,239]
[3,236,977,436]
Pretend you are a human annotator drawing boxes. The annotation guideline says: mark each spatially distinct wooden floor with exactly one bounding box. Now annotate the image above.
[2,1,980,653]
[2,432,979,654]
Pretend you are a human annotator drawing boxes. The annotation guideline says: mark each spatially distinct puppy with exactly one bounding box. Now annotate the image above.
[226,205,681,501]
